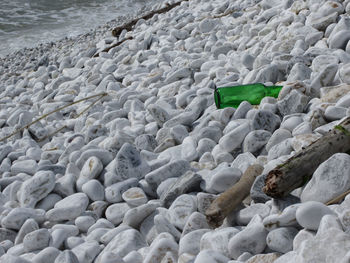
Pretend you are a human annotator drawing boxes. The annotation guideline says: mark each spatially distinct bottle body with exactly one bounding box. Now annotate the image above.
[214,83,282,109]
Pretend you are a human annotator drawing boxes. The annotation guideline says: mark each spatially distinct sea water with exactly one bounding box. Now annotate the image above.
[0,0,160,57]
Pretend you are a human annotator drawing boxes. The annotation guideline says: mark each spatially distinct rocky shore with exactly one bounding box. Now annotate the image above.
[0,0,350,262]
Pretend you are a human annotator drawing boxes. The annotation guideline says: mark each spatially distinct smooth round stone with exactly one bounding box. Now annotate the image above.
[75,216,96,233]
[46,193,89,221]
[143,237,178,263]
[23,228,50,252]
[168,194,197,230]
[156,178,177,198]
[54,250,79,263]
[242,130,271,155]
[280,116,304,132]
[2,207,45,230]
[251,110,281,133]
[293,229,315,251]
[196,138,216,157]
[55,173,76,197]
[122,187,148,207]
[105,178,139,202]
[292,121,312,136]
[324,106,347,121]
[32,247,60,263]
[206,167,242,193]
[317,214,343,236]
[36,194,62,211]
[218,122,251,152]
[86,220,113,236]
[301,153,350,203]
[200,227,240,258]
[265,128,292,152]
[123,203,159,229]
[194,249,230,263]
[79,156,103,180]
[82,179,105,201]
[71,240,102,263]
[236,203,271,225]
[154,214,181,242]
[182,212,210,237]
[105,203,130,225]
[199,18,218,33]
[15,219,39,245]
[266,227,299,253]
[228,222,268,259]
[179,229,211,256]
[296,201,334,230]
[233,101,252,119]
[123,251,143,263]
[263,204,301,230]
[11,159,38,175]
[100,225,132,245]
[181,136,198,162]
[99,252,125,263]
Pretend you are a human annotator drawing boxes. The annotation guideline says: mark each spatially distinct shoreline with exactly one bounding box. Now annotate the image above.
[0,1,164,86]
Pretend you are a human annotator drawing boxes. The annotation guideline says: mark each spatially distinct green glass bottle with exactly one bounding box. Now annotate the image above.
[214,83,283,109]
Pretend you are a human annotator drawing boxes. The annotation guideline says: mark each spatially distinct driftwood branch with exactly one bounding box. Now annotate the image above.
[205,164,264,228]
[111,1,188,38]
[263,117,350,198]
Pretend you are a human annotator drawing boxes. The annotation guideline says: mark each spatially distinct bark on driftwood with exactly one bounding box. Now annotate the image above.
[205,164,264,228]
[263,116,350,198]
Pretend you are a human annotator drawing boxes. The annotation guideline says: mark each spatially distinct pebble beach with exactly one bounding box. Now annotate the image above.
[0,0,350,262]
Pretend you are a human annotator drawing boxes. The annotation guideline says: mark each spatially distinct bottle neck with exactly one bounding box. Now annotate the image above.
[265,85,283,98]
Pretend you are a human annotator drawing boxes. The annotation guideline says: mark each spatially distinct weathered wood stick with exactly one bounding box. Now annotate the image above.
[205,164,264,228]
[264,116,350,198]
[326,189,350,206]
[111,0,188,38]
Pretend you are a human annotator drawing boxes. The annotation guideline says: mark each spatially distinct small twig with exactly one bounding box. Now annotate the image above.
[0,92,108,143]
[38,125,67,142]
[42,92,106,141]
[93,36,133,57]
[326,189,350,205]
[37,92,107,142]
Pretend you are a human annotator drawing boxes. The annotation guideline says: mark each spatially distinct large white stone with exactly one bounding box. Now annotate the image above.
[301,153,350,203]
[296,201,334,231]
